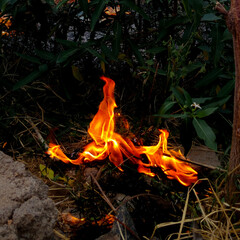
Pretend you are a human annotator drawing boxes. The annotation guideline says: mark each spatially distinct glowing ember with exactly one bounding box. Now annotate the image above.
[0,14,14,36]
[62,213,86,226]
[96,214,115,228]
[62,213,114,228]
[48,76,198,186]
[104,5,120,16]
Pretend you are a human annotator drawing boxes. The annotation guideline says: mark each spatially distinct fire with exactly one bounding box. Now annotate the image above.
[53,1,129,16]
[104,5,120,16]
[62,213,86,226]
[0,14,14,36]
[62,212,114,228]
[48,76,198,186]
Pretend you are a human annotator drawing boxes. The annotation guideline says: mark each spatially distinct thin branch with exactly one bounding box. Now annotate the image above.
[163,152,227,172]
[90,173,116,212]
[90,173,141,240]
[215,2,228,16]
[26,116,49,150]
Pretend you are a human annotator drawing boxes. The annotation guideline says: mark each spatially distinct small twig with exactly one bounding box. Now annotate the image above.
[41,82,66,102]
[53,229,70,240]
[113,216,141,240]
[215,2,228,16]
[227,163,240,177]
[47,178,69,187]
[148,62,159,99]
[96,164,106,180]
[90,173,141,240]
[26,116,49,150]
[164,152,227,172]
[149,217,203,240]
[90,173,116,212]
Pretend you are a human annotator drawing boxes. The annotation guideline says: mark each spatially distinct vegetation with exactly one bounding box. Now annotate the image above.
[0,0,239,239]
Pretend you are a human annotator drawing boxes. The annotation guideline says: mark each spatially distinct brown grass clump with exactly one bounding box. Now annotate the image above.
[147,178,240,240]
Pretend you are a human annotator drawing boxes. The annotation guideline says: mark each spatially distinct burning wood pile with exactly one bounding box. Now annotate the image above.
[48,76,198,187]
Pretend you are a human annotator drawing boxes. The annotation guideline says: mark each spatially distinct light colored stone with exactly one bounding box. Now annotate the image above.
[0,151,58,240]
[187,146,221,168]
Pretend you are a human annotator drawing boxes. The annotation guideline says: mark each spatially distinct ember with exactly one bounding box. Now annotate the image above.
[48,76,198,186]
[0,14,14,36]
[62,213,86,226]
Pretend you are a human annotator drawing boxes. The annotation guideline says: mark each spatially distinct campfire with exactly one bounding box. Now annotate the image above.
[48,76,197,186]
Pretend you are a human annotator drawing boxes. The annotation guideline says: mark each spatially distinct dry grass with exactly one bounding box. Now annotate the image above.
[145,178,240,240]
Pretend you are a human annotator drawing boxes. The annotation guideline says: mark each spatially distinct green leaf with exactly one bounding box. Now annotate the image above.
[211,24,224,66]
[36,50,56,62]
[0,0,11,12]
[148,67,167,76]
[190,0,203,12]
[39,164,55,180]
[154,113,186,119]
[56,48,80,64]
[195,107,218,118]
[45,0,55,6]
[204,96,231,108]
[181,0,192,19]
[56,0,68,9]
[181,62,202,78]
[39,64,48,72]
[120,0,150,21]
[16,52,41,64]
[90,0,108,31]
[222,29,232,42]
[86,47,107,63]
[101,45,116,60]
[171,86,185,106]
[165,16,190,28]
[201,13,221,22]
[158,100,176,115]
[182,88,192,107]
[146,47,166,54]
[79,0,89,15]
[127,39,144,65]
[56,39,78,48]
[72,65,83,81]
[195,68,223,88]
[217,79,234,98]
[192,97,212,104]
[13,66,48,91]
[192,118,217,150]
[113,21,122,58]
[198,45,211,52]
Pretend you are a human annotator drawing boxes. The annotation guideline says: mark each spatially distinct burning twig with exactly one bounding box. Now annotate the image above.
[163,152,227,173]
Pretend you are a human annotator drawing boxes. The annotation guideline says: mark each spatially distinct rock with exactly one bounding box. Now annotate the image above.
[95,205,138,240]
[187,146,221,168]
[0,151,58,240]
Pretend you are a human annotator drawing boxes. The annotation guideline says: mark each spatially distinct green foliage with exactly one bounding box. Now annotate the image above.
[156,85,232,153]
[0,0,234,154]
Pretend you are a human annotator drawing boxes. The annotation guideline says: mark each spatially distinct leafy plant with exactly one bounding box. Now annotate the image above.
[156,84,233,153]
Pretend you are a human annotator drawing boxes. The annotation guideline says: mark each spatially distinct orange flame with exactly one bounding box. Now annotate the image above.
[48,76,197,186]
[62,212,114,228]
[62,213,86,226]
[104,5,120,16]
[0,14,14,36]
